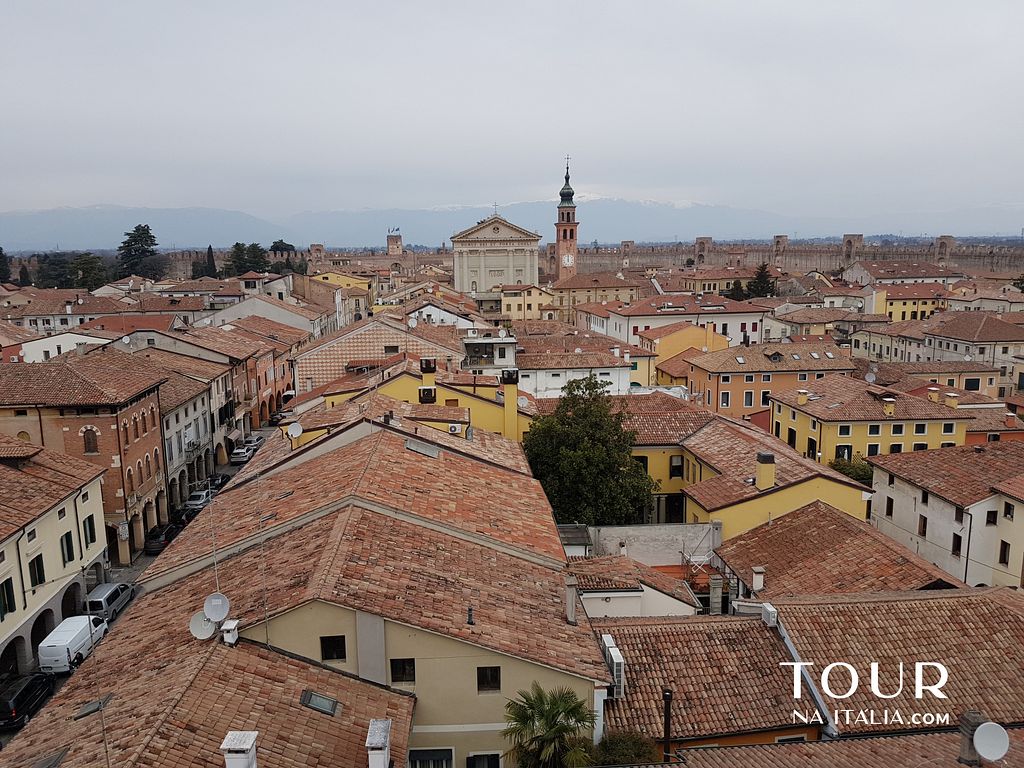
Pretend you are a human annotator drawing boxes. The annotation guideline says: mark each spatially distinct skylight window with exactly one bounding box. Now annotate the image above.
[825,351,835,358]
[301,689,339,716]
[736,356,746,364]
[792,354,801,360]
[74,694,113,720]
[810,352,820,359]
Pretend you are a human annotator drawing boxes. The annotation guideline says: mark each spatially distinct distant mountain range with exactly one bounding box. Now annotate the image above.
[2,200,1023,251]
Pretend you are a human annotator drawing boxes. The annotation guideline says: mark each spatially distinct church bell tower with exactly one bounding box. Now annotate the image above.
[555,158,578,280]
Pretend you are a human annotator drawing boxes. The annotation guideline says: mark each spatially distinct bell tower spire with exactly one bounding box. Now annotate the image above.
[555,156,579,280]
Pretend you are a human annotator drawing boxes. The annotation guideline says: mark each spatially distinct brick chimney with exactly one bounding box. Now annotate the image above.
[926,386,940,403]
[565,574,578,625]
[365,719,392,768]
[220,731,258,768]
[796,389,809,406]
[755,452,775,491]
[751,566,766,593]
[709,573,723,615]
[957,710,985,766]
[944,392,959,409]
[1006,413,1020,429]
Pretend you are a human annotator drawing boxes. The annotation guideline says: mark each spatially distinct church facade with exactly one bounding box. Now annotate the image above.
[451,216,542,293]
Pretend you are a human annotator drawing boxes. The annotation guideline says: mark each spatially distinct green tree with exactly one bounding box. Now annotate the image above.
[270,238,295,252]
[0,247,10,283]
[293,259,308,275]
[593,731,660,767]
[726,279,746,301]
[226,242,248,276]
[206,245,217,277]
[523,376,657,526]
[70,252,109,291]
[746,262,774,298]
[18,264,30,286]
[829,456,873,485]
[502,683,596,768]
[117,224,158,277]
[35,253,74,288]
[245,242,269,272]
[1012,274,1024,292]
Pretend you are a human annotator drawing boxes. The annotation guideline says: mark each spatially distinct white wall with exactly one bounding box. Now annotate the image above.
[518,367,631,398]
[19,333,111,363]
[582,587,697,618]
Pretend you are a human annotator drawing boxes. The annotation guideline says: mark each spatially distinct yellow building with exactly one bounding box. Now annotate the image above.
[499,284,556,321]
[310,270,375,302]
[637,320,729,364]
[769,374,971,463]
[874,284,950,321]
[0,435,108,676]
[549,272,645,322]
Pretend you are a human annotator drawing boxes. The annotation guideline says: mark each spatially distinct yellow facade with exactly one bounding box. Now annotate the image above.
[312,271,374,301]
[500,286,555,321]
[875,289,947,321]
[642,324,729,364]
[768,401,969,463]
[240,599,598,765]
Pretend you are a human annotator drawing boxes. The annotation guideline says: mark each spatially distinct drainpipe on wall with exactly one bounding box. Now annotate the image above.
[962,509,974,585]
[14,530,28,610]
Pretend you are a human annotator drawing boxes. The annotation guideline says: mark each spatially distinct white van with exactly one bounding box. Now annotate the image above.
[37,615,108,674]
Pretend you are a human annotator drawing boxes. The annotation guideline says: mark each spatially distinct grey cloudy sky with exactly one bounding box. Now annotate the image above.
[2,1,1021,218]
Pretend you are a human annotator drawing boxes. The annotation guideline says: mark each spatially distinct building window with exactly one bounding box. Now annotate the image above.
[761,390,771,407]
[26,529,36,543]
[798,373,808,382]
[467,755,500,768]
[60,531,75,565]
[952,533,963,558]
[477,666,501,692]
[942,422,955,434]
[762,374,772,382]
[83,429,99,454]
[921,490,929,505]
[987,509,998,526]
[319,635,347,661]
[891,424,904,436]
[887,473,895,487]
[133,417,139,440]
[0,577,15,620]
[383,345,399,355]
[838,424,851,437]
[917,515,928,538]
[28,554,45,588]
[885,497,894,517]
[889,444,903,453]
[83,515,97,546]
[867,443,880,456]
[410,749,454,768]
[1005,502,1015,521]
[720,391,730,408]
[721,375,731,384]
[914,423,927,435]
[390,658,416,684]
[669,455,683,478]
[913,443,928,451]
[1000,540,1011,566]
[835,445,853,461]
[634,455,648,473]
[743,390,754,408]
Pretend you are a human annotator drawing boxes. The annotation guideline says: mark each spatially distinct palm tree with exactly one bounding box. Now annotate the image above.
[502,682,596,768]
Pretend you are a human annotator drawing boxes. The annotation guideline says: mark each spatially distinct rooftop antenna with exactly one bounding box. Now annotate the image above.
[493,202,498,216]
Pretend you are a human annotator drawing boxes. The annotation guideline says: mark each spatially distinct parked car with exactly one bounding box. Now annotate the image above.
[37,616,108,674]
[85,582,135,622]
[244,433,266,449]
[184,489,212,512]
[143,523,183,555]
[0,673,55,729]
[268,412,285,426]
[229,446,254,465]
[208,473,230,491]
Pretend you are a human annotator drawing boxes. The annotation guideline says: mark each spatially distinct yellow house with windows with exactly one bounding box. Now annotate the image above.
[874,284,950,321]
[499,285,556,321]
[311,270,374,302]
[769,374,971,464]
[637,321,729,364]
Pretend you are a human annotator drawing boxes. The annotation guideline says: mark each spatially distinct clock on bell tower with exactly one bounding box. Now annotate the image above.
[555,157,579,280]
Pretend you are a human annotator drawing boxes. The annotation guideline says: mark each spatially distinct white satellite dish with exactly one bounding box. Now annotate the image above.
[188,610,216,640]
[974,721,1009,761]
[517,396,528,409]
[408,317,418,328]
[865,373,876,384]
[964,354,973,362]
[574,347,583,354]
[286,422,303,439]
[77,297,84,305]
[121,336,131,345]
[204,592,231,623]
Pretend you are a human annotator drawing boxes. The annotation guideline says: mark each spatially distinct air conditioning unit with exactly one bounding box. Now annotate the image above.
[609,646,626,698]
[448,423,461,434]
[418,386,436,404]
[761,602,778,628]
[466,329,478,338]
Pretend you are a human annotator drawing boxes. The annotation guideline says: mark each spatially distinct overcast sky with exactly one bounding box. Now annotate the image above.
[2,1,1021,219]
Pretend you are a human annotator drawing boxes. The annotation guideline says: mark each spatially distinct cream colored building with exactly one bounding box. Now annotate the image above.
[0,435,108,676]
[452,215,541,293]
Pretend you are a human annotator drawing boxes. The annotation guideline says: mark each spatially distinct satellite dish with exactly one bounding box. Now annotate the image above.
[964,354,973,362]
[188,611,216,640]
[77,297,84,305]
[204,592,231,623]
[974,722,1009,762]
[865,373,876,384]
[121,336,131,345]
[498,329,507,338]
[408,317,418,328]
[574,347,583,354]
[286,422,303,439]
[517,396,528,409]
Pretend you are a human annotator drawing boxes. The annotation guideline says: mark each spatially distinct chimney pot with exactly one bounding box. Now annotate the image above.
[957,710,986,766]
[755,453,776,491]
[220,731,258,768]
[944,393,959,409]
[752,566,766,593]
[796,389,809,405]
[709,574,724,615]
[366,719,393,768]
[565,575,579,626]
[927,386,940,403]
[1006,413,1019,429]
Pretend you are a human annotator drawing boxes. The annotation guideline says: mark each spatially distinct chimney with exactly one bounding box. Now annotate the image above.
[419,357,437,389]
[565,574,579,625]
[709,574,723,615]
[926,386,940,403]
[365,719,392,768]
[755,452,775,491]
[751,566,766,593]
[220,731,258,768]
[796,389,809,406]
[944,393,959,410]
[75,342,89,356]
[612,346,620,357]
[618,540,628,558]
[882,397,896,417]
[957,710,986,766]
[1006,413,1019,429]
[500,368,519,439]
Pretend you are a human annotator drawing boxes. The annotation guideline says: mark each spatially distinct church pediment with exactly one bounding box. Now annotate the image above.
[451,215,541,243]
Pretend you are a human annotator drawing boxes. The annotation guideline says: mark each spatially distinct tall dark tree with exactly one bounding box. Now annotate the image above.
[270,239,295,252]
[18,264,30,286]
[35,253,74,288]
[523,376,657,526]
[726,279,746,300]
[70,252,108,291]
[245,242,269,273]
[1013,274,1024,292]
[226,242,248,276]
[746,262,774,298]
[293,259,308,275]
[206,245,217,277]
[117,224,158,277]
[0,247,10,283]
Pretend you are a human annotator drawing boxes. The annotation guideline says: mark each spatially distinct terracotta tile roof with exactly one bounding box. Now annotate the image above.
[129,348,231,381]
[592,616,813,740]
[77,313,178,333]
[120,294,206,312]
[246,294,326,321]
[551,271,646,290]
[0,318,41,344]
[0,516,415,768]
[853,260,964,279]
[517,351,631,370]
[963,407,1024,433]
[925,311,1024,342]
[881,283,954,300]
[0,434,103,537]
[867,440,1024,507]
[0,348,164,406]
[786,333,835,343]
[681,417,862,512]
[162,276,233,293]
[296,315,463,359]
[83,347,208,412]
[572,301,611,318]
[296,393,469,432]
[568,556,700,608]
[0,290,123,319]
[775,307,854,324]
[225,315,311,346]
[679,728,1024,768]
[687,343,853,374]
[655,348,705,378]
[636,320,699,340]
[179,326,270,360]
[625,409,715,446]
[601,294,763,318]
[146,429,563,579]
[771,374,972,422]
[236,269,282,279]
[535,390,692,416]
[715,501,961,598]
[994,474,1024,505]
[774,588,1024,734]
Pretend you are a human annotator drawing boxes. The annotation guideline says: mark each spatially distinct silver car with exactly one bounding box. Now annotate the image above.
[85,583,135,622]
